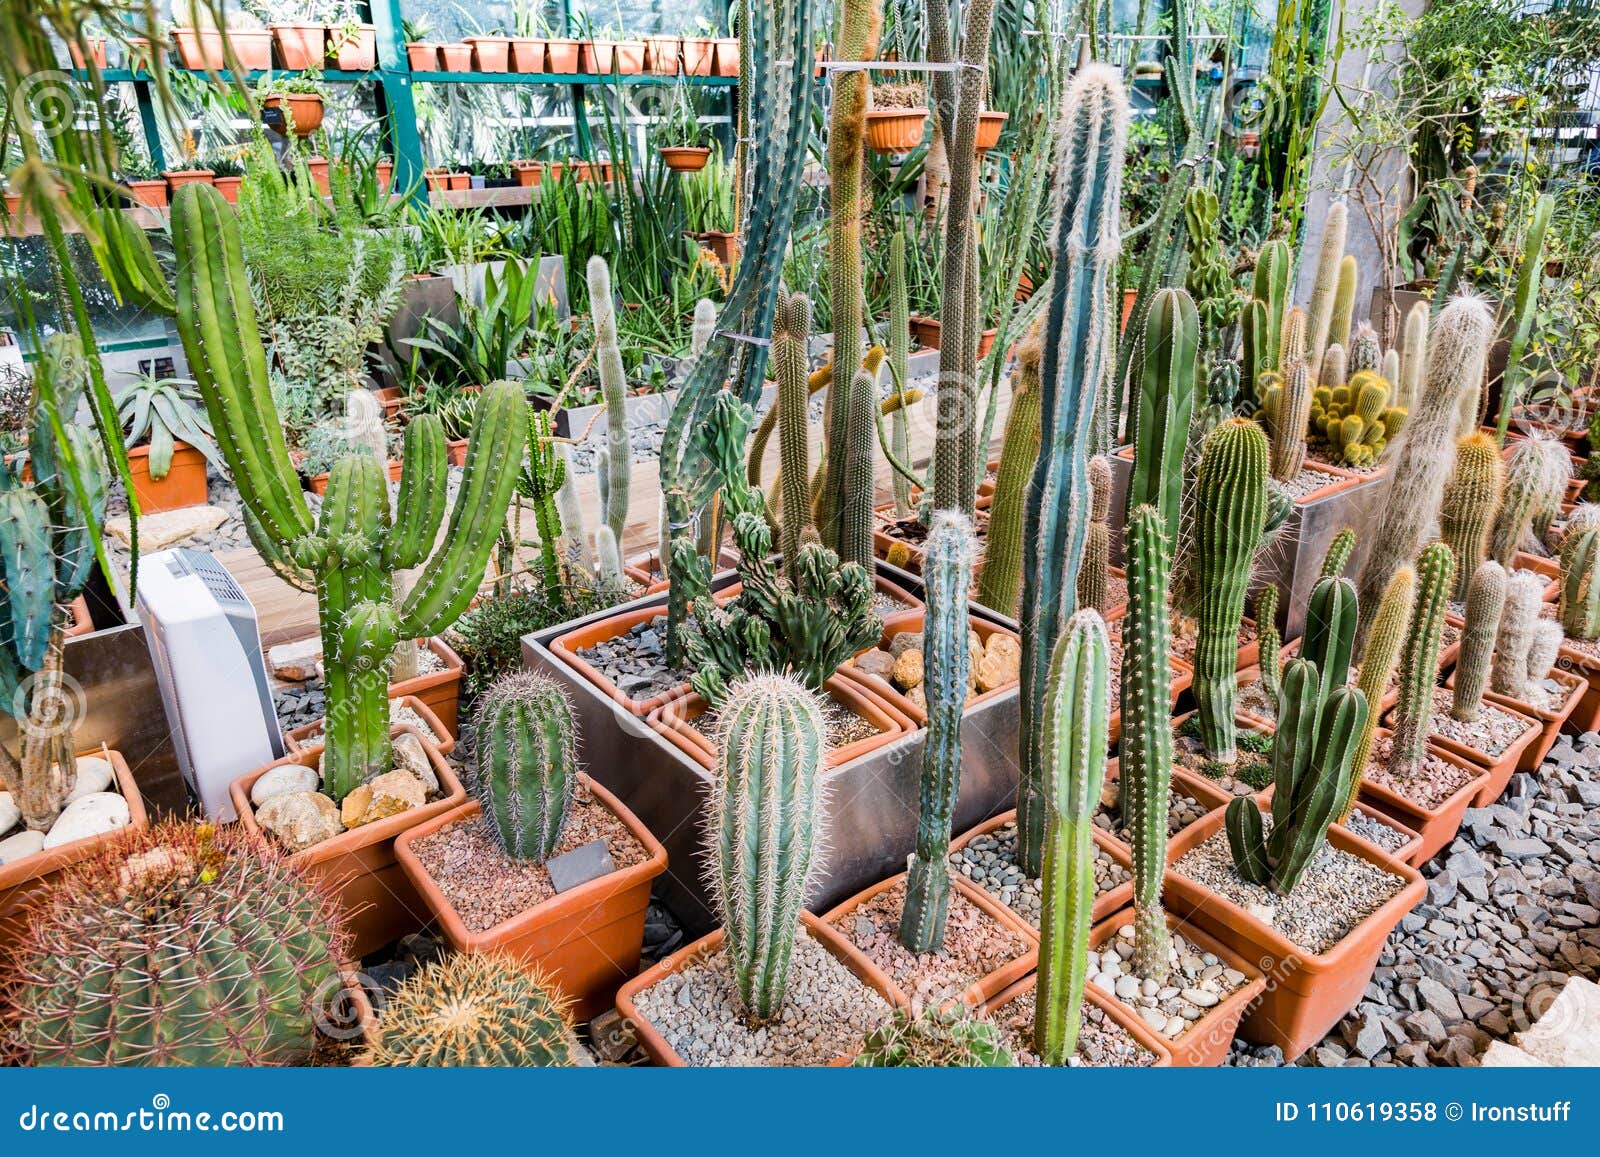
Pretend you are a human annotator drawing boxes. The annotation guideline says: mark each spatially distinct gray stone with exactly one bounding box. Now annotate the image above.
[1493,836,1552,860]
[0,828,44,864]
[255,791,340,853]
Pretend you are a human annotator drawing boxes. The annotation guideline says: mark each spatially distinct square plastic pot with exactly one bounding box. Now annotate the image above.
[949,809,1135,926]
[1355,731,1488,862]
[126,441,208,512]
[974,972,1175,1066]
[1394,684,1541,808]
[285,693,454,758]
[1460,668,1585,779]
[387,636,464,736]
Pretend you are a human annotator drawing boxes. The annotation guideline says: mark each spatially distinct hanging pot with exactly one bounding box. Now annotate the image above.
[864,107,929,155]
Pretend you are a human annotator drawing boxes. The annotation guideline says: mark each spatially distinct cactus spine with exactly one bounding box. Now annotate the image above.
[900,513,976,952]
[589,256,630,543]
[1340,566,1415,819]
[1267,358,1312,482]
[1452,561,1506,722]
[1299,576,1359,716]
[1127,287,1199,547]
[1561,526,1600,641]
[1490,435,1571,567]
[774,290,813,570]
[1255,584,1282,705]
[711,674,826,1022]
[173,184,524,802]
[1349,323,1382,376]
[1494,570,1551,699]
[1078,457,1112,614]
[473,672,577,864]
[1120,505,1176,980]
[1329,255,1359,355]
[1306,201,1349,373]
[1391,543,1455,775]
[1034,609,1111,1066]
[1193,419,1270,762]
[1441,433,1506,597]
[1321,528,1357,578]
[1017,64,1128,875]
[976,329,1042,616]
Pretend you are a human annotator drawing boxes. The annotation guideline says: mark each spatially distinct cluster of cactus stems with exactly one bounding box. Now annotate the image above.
[365,953,574,1067]
[588,256,631,549]
[1034,609,1111,1064]
[1017,63,1127,875]
[774,289,814,572]
[1452,562,1507,722]
[1495,570,1564,699]
[1561,526,1600,641]
[472,672,577,864]
[1340,565,1415,820]
[900,513,975,952]
[1310,369,1406,468]
[3,821,346,1065]
[1441,434,1506,598]
[710,673,826,1023]
[855,1007,1015,1067]
[1390,543,1456,776]
[173,184,525,802]
[976,327,1042,616]
[1241,239,1292,405]
[1300,576,1358,715]
[519,408,569,601]
[1490,435,1571,567]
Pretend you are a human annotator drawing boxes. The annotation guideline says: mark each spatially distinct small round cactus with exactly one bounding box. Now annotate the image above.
[471,671,579,864]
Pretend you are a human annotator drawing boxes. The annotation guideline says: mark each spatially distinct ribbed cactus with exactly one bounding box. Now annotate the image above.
[1078,457,1112,614]
[840,368,877,569]
[1340,566,1415,820]
[1120,505,1175,981]
[1034,609,1111,1066]
[1250,239,1293,374]
[173,184,524,802]
[1017,64,1128,875]
[1381,348,1401,390]
[1329,256,1359,355]
[1127,287,1198,547]
[1319,343,1347,390]
[1356,295,1491,649]
[521,409,568,600]
[1390,542,1455,776]
[1494,570,1552,699]
[1440,433,1506,598]
[2,821,345,1065]
[1266,358,1311,482]
[889,231,913,514]
[1396,300,1428,413]
[1306,201,1349,373]
[710,673,826,1022]
[1452,561,1506,722]
[365,953,574,1067]
[774,289,813,570]
[1490,435,1571,567]
[856,1007,1015,1066]
[1349,323,1381,376]
[1561,526,1600,641]
[1256,584,1282,705]
[589,256,630,544]
[976,328,1041,616]
[472,672,576,864]
[900,513,976,952]
[1321,528,1356,578]
[1193,419,1270,762]
[1280,306,1308,366]
[1299,575,1358,716]
[1226,660,1367,895]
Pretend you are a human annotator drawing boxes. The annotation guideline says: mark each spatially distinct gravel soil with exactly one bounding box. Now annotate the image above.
[1094,773,1214,843]
[1362,736,1479,811]
[950,819,1129,929]
[1280,464,1348,501]
[1423,688,1537,758]
[1090,922,1250,1042]
[992,988,1159,1067]
[1343,808,1411,856]
[574,617,690,702]
[1175,723,1275,797]
[1505,671,1583,715]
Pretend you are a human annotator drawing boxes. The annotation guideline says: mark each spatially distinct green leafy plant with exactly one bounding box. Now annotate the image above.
[116,371,225,480]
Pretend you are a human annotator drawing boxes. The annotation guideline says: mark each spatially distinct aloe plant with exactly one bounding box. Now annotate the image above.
[116,371,226,480]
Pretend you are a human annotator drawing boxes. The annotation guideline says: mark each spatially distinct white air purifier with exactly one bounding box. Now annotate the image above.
[137,548,284,820]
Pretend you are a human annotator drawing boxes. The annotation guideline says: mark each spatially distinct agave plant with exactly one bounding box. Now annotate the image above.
[116,372,226,481]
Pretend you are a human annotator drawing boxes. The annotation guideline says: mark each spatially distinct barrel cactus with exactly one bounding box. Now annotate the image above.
[472,672,578,864]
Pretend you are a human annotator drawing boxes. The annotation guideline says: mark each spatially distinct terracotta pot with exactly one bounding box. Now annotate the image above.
[682,37,717,77]
[976,327,1000,358]
[977,972,1176,1066]
[545,38,581,73]
[173,27,225,71]
[509,37,546,72]
[309,456,400,495]
[125,36,155,73]
[1557,639,1600,732]
[975,110,1008,153]
[394,776,668,1020]
[388,637,465,736]
[648,674,913,770]
[950,809,1134,926]
[864,107,929,154]
[423,167,450,191]
[332,24,377,71]
[713,38,740,77]
[645,36,681,75]
[0,749,147,942]
[1163,805,1425,1059]
[162,168,213,191]
[696,229,740,267]
[617,912,906,1065]
[68,38,108,70]
[285,694,454,757]
[1452,667,1584,781]
[659,145,711,172]
[591,40,646,75]
[406,41,440,71]
[447,172,470,191]
[438,43,473,71]
[1356,730,1488,861]
[1119,288,1138,333]
[126,441,208,513]
[265,93,324,138]
[1095,760,1232,863]
[908,314,941,349]
[332,959,379,1049]
[307,156,332,195]
[445,437,469,466]
[839,608,1014,727]
[374,160,393,191]
[227,28,274,70]
[230,725,465,958]
[213,175,244,204]
[65,596,93,638]
[551,597,736,715]
[821,872,1039,1010]
[466,36,510,72]
[270,22,326,71]
[1389,686,1539,807]
[126,179,167,209]
[1088,907,1266,1066]
[1341,805,1427,868]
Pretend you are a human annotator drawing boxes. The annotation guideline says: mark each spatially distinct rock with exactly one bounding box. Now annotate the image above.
[1417,977,1464,1021]
[975,634,1021,692]
[340,785,373,828]
[906,685,926,711]
[42,792,131,849]
[852,649,896,680]
[392,732,439,795]
[892,648,924,691]
[256,791,341,852]
[588,1008,637,1063]
[0,828,44,864]
[1493,836,1551,860]
[66,756,115,802]
[268,637,324,682]
[888,631,922,659]
[0,791,17,837]
[1349,1016,1389,1060]
[250,762,319,807]
[342,769,426,828]
[105,504,229,553]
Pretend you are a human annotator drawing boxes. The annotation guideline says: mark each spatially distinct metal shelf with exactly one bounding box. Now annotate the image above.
[411,71,736,87]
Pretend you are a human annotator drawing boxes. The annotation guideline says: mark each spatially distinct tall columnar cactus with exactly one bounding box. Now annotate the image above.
[1382,348,1402,390]
[976,329,1042,616]
[1034,609,1111,1066]
[1390,543,1455,776]
[1299,576,1358,716]
[1322,528,1357,578]
[2,821,345,1065]
[774,290,813,571]
[1349,323,1382,376]
[1494,570,1558,699]
[1329,255,1359,356]
[1120,505,1176,980]
[1306,201,1349,374]
[1017,64,1128,874]
[839,368,877,569]
[889,230,913,514]
[588,256,630,544]
[173,184,525,802]
[900,513,976,952]
[1243,240,1292,386]
[1356,295,1491,647]
[711,674,826,1023]
[1226,660,1367,895]
[472,672,577,864]
[1441,433,1506,598]
[1396,300,1428,413]
[1489,435,1572,567]
[1452,561,1507,722]
[1078,457,1112,614]
[520,409,568,601]
[365,953,574,1067]
[1126,287,1198,546]
[1339,566,1415,820]
[1255,584,1282,705]
[1561,526,1600,641]
[1193,420,1270,762]
[1265,358,1311,482]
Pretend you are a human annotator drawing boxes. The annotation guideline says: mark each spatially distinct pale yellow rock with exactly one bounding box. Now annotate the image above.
[392,732,439,795]
[257,791,341,852]
[105,505,229,553]
[268,637,324,681]
[344,769,426,828]
[976,634,1022,691]
[906,685,926,711]
[340,784,374,829]
[892,648,924,691]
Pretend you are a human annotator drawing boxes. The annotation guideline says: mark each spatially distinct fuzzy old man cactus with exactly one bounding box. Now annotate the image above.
[172,183,525,801]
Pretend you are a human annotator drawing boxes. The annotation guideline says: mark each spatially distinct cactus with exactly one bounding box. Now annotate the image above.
[839,368,877,569]
[594,523,624,591]
[1126,287,1198,547]
[1192,419,1270,762]
[1321,528,1357,578]
[774,290,814,570]
[1255,584,1282,705]
[1339,566,1415,820]
[1120,505,1176,980]
[1348,323,1382,376]
[1078,457,1112,614]
[1319,343,1347,390]
[1390,542,1455,776]
[1017,64,1128,875]
[1034,609,1111,1065]
[1381,348,1401,389]
[1299,576,1358,716]
[1306,201,1349,373]
[1396,300,1428,413]
[1356,295,1491,649]
[589,256,630,544]
[900,513,976,952]
[1280,306,1308,366]
[365,953,574,1067]
[1267,358,1311,482]
[472,672,577,864]
[1310,369,1403,468]
[1225,660,1367,894]
[888,231,913,514]
[1452,561,1507,722]
[554,445,596,584]
[1244,240,1292,384]
[710,673,826,1022]
[519,409,568,601]
[1493,570,1550,700]
[1329,255,1359,355]
[2,821,345,1065]
[976,328,1042,616]
[1440,433,1505,598]
[1489,435,1571,567]
[1560,526,1600,641]
[856,1007,1015,1067]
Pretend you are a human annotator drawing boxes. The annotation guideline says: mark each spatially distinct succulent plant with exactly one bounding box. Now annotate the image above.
[1255,584,1282,706]
[977,327,1042,616]
[1077,456,1113,614]
[1452,561,1507,722]
[1339,566,1415,820]
[1440,433,1506,598]
[1490,435,1571,568]
[1560,525,1600,641]
[588,256,630,546]
[472,672,577,864]
[1310,370,1404,468]
[855,1006,1015,1067]
[1390,542,1455,776]
[1494,570,1557,700]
